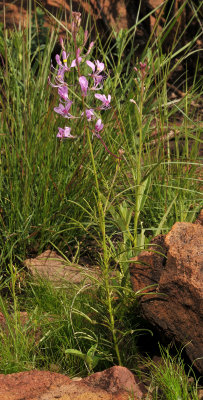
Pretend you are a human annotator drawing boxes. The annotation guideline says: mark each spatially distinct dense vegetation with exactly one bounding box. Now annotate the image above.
[0,1,202,398]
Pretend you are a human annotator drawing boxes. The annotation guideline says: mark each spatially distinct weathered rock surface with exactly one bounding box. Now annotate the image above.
[130,211,203,373]
[0,366,146,400]
[24,250,100,285]
[83,366,145,397]
[0,370,71,400]
[0,0,163,33]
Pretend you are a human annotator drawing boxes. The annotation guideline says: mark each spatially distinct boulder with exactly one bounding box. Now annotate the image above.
[130,211,203,373]
[0,366,146,400]
[83,366,145,397]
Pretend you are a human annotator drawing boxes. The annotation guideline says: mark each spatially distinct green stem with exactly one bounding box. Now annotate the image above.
[72,23,122,365]
[133,81,144,250]
[86,129,122,366]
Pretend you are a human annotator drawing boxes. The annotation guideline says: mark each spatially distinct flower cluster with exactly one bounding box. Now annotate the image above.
[49,12,111,141]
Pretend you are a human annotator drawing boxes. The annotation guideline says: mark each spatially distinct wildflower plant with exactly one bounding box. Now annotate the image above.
[1,0,202,380]
[47,6,202,370]
[49,15,162,367]
[49,12,122,365]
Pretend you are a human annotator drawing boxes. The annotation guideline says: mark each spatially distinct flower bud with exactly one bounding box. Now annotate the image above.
[71,11,81,38]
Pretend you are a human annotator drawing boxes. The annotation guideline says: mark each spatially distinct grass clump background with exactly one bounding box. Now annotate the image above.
[0,0,202,398]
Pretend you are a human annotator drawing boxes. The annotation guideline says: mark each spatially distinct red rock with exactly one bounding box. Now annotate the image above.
[130,211,203,374]
[0,367,146,400]
[0,0,163,33]
[83,366,145,398]
[0,370,71,400]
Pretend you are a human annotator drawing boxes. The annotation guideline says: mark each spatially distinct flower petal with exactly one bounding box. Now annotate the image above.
[95,60,104,72]
[57,126,75,139]
[95,94,111,108]
[85,109,95,121]
[95,93,104,102]
[95,119,104,132]
[58,86,69,101]
[54,101,73,117]
[86,60,95,72]
[79,76,88,96]
[55,54,62,66]
[70,56,82,68]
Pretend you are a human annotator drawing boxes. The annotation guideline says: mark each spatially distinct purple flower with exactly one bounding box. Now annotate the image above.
[48,65,66,88]
[54,101,74,118]
[86,60,95,72]
[57,66,66,82]
[95,119,104,133]
[49,53,69,88]
[81,108,95,121]
[86,60,105,90]
[95,60,105,73]
[57,126,75,139]
[92,75,103,89]
[95,94,111,109]
[62,51,70,69]
[58,86,69,101]
[79,76,88,96]
[55,53,69,73]
[86,60,104,74]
